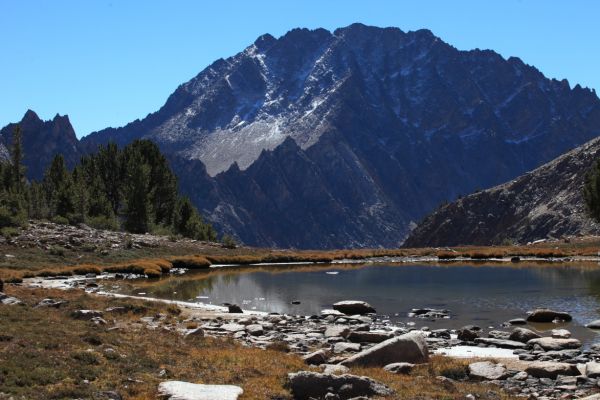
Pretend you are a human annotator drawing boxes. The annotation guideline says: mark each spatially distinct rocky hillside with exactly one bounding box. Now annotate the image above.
[4,24,600,248]
[404,137,600,247]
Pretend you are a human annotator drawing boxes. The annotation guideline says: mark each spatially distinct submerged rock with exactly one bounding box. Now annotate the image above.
[526,309,572,323]
[157,381,243,400]
[332,301,375,315]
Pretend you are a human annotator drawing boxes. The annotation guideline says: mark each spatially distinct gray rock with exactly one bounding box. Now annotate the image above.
[586,362,600,378]
[524,361,580,379]
[303,350,329,365]
[94,391,122,400]
[409,308,450,319]
[71,309,103,320]
[509,327,541,343]
[468,361,510,380]
[246,324,264,336]
[220,323,246,333]
[227,304,243,313]
[287,371,393,400]
[157,381,243,400]
[346,331,392,343]
[321,364,350,375]
[512,371,528,380]
[341,332,428,367]
[508,318,527,325]
[526,309,572,323]
[474,337,527,349]
[332,301,375,315]
[0,293,22,306]
[488,330,511,340]
[333,342,361,354]
[527,337,581,351]
[586,320,600,329]
[185,328,205,338]
[35,298,67,308]
[429,329,451,339]
[457,327,479,342]
[325,325,351,338]
[383,362,414,374]
[551,328,571,339]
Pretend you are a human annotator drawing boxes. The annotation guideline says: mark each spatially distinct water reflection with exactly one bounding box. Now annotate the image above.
[113,262,600,345]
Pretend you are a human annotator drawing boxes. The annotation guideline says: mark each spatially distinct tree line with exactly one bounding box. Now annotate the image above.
[0,125,216,241]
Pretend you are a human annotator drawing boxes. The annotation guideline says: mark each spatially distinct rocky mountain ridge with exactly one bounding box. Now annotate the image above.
[404,136,600,247]
[4,23,600,248]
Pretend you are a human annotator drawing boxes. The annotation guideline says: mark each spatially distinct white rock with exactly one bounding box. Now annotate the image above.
[157,381,243,400]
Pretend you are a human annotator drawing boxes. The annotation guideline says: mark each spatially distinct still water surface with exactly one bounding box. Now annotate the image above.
[113,263,600,345]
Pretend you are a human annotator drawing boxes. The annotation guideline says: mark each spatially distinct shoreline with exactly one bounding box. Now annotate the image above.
[18,265,600,399]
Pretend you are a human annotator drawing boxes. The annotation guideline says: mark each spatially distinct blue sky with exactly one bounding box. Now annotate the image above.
[2,0,599,137]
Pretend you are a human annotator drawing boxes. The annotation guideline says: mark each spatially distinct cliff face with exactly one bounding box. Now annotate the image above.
[404,137,600,247]
[4,24,600,248]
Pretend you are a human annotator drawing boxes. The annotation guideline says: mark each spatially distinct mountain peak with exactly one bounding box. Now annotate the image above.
[22,109,41,123]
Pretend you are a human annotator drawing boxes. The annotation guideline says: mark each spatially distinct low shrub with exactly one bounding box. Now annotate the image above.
[49,246,66,257]
[51,216,70,225]
[86,215,119,231]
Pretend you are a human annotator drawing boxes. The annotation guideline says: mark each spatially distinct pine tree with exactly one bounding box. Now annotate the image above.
[10,125,26,194]
[43,155,75,219]
[123,152,151,233]
[96,143,122,216]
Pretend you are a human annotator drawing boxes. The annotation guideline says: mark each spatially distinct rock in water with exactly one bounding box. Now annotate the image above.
[586,320,600,329]
[287,372,392,400]
[332,301,375,315]
[551,328,571,339]
[468,361,510,380]
[509,327,541,343]
[341,332,428,367]
[526,309,572,323]
[157,381,243,400]
[524,361,580,379]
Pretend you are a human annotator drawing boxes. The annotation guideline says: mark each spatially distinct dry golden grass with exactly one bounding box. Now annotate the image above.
[1,235,600,283]
[0,286,518,400]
